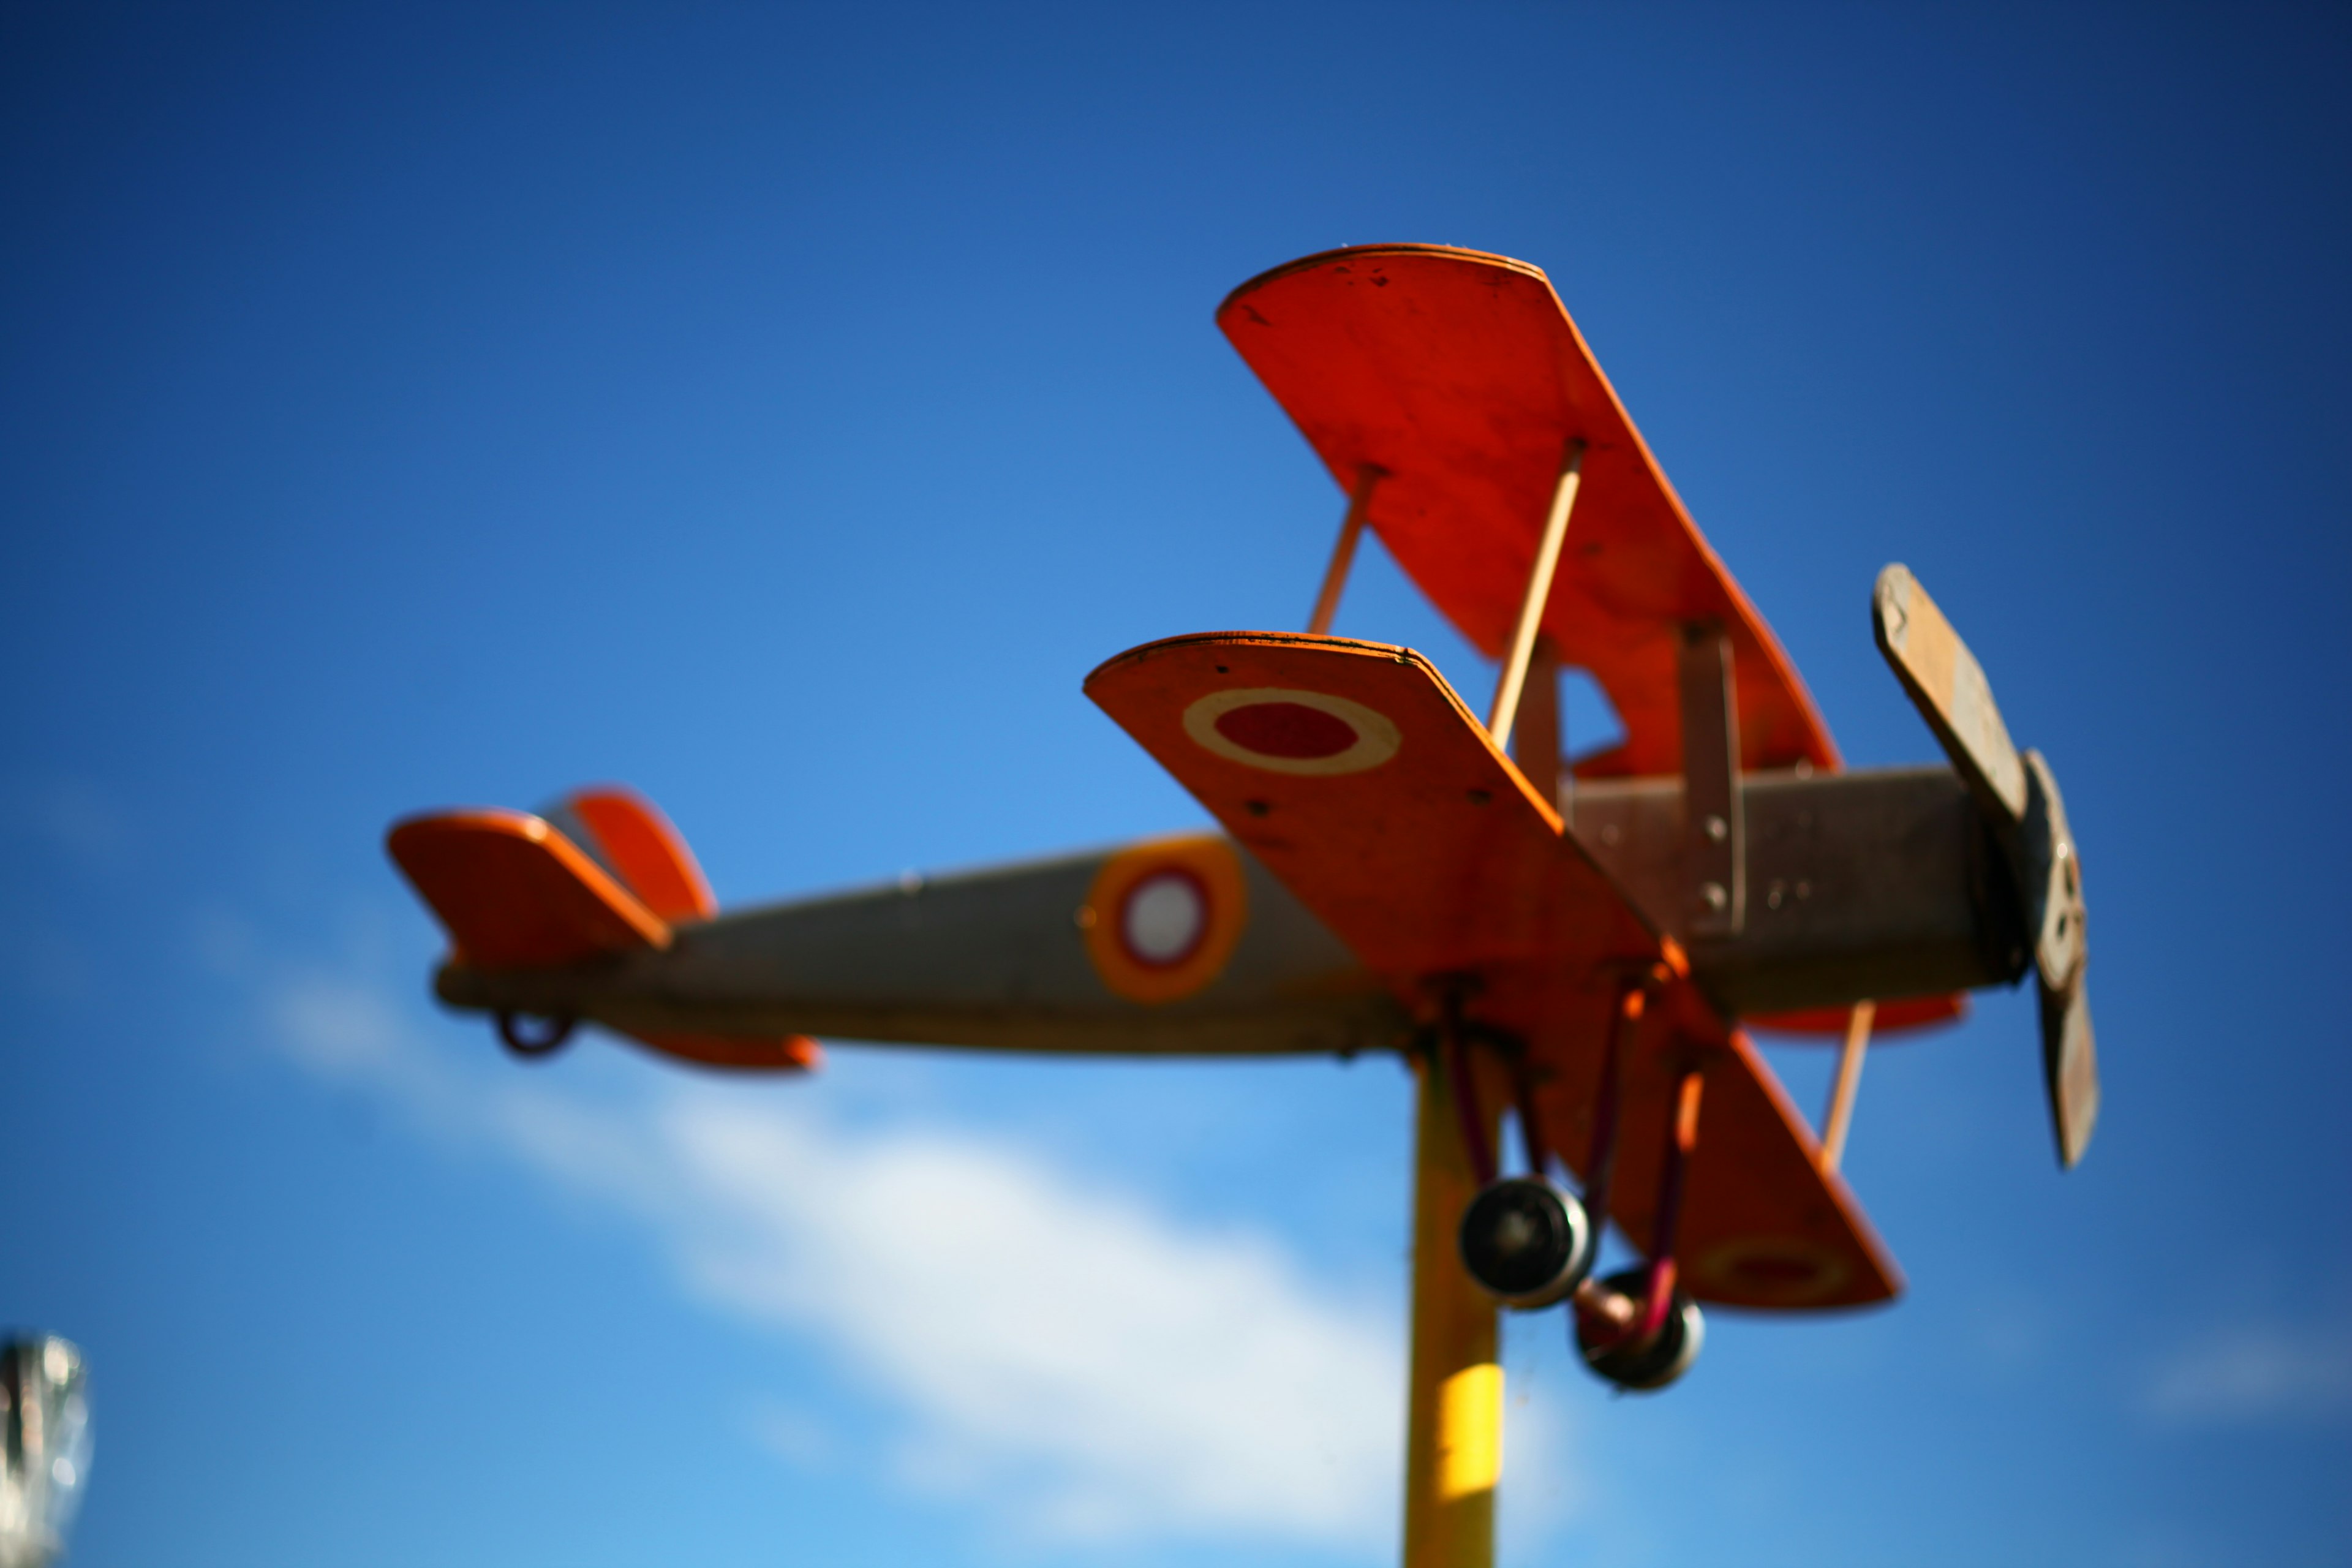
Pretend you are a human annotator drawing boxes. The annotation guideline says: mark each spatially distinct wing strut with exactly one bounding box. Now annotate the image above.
[1817,1000,1875,1172]
[1306,466,1383,635]
[1487,440,1586,751]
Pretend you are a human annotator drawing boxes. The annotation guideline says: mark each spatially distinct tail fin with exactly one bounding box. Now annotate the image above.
[386,797,819,1074]
[540,786,716,925]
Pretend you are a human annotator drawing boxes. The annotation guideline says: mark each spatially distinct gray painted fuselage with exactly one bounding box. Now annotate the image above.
[436,765,2026,1054]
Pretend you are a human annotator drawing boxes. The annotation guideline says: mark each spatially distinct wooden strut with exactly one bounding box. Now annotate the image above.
[1306,466,1383,636]
[1441,996,1499,1189]
[1506,1036,1556,1180]
[1487,441,1588,751]
[1571,984,1709,1348]
[1515,636,1563,816]
[1639,1070,1705,1340]
[1819,1000,1875,1174]
[1578,982,1647,1233]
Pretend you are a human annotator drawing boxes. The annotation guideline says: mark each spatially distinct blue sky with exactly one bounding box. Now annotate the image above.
[4,2,2348,1563]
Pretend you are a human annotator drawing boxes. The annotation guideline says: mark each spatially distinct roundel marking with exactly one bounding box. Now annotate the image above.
[1082,835,1248,1005]
[1689,1235,1852,1308]
[1181,687,1403,776]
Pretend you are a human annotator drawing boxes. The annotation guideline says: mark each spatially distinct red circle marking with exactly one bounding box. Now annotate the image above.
[1213,701,1358,760]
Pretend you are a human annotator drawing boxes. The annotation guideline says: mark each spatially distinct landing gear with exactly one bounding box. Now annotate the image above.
[1570,1059,1709,1391]
[1574,1268,1705,1392]
[1439,978,1713,1392]
[1459,1175,1592,1308]
[496,1011,576,1058]
[1434,1001,1594,1309]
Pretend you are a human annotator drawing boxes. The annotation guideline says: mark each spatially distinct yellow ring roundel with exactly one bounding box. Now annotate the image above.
[1082,835,1249,1005]
[1182,687,1401,776]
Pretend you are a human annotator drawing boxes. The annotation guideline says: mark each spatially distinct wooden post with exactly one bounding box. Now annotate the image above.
[1678,622,1744,938]
[1513,636,1562,816]
[1819,1000,1875,1173]
[1307,467,1382,636]
[1402,1046,1502,1568]
[1487,441,1585,752]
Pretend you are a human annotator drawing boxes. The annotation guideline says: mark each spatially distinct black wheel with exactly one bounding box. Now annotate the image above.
[1458,1176,1593,1309]
[1575,1267,1705,1392]
[496,1011,576,1059]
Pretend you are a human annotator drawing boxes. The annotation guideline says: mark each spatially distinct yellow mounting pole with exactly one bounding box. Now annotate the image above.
[1402,1044,1503,1568]
[1487,441,1587,752]
[1308,466,1383,636]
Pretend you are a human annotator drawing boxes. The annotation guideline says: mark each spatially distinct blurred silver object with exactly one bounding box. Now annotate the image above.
[0,1337,91,1568]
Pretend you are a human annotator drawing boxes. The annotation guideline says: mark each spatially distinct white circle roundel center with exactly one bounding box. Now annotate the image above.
[1121,872,1207,967]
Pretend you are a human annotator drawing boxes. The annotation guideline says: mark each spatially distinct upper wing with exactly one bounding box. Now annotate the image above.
[1087,631,1899,1308]
[1219,244,1838,777]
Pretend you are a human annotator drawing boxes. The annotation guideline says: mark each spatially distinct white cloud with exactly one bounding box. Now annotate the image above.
[2144,1323,2352,1427]
[260,963,1405,1552]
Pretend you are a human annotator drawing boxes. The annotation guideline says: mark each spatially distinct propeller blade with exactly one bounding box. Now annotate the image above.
[2020,748,2095,1167]
[2039,974,2099,1167]
[1872,565,2029,824]
[1872,570,2100,1171]
[2021,750,2086,993]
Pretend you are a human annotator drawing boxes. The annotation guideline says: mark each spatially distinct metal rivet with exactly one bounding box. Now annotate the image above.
[1704,814,1728,843]
[1699,882,1728,911]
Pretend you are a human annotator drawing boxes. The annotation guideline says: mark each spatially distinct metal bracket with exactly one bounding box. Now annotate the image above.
[1679,621,1744,937]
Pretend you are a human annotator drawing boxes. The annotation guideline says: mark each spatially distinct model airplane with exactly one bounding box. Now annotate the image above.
[387,245,2095,1567]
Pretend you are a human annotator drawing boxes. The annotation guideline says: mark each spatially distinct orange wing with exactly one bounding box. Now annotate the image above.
[1219,244,1838,778]
[1087,633,1898,1307]
[1086,630,1654,978]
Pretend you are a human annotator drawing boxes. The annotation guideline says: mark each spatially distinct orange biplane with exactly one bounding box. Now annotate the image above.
[388,246,2094,1567]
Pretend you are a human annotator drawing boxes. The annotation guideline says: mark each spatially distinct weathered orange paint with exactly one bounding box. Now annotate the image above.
[1219,244,1840,778]
[1087,631,1900,1309]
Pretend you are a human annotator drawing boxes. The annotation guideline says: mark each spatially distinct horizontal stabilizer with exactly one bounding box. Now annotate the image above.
[629,1030,823,1072]
[388,810,671,968]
